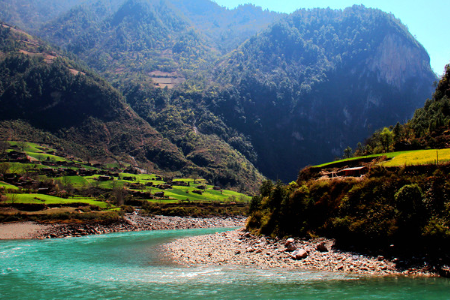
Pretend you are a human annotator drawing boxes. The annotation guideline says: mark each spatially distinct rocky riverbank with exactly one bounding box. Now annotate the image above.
[0,222,52,239]
[164,228,441,277]
[33,214,246,239]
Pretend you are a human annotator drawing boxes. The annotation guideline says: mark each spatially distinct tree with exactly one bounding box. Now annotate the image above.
[191,170,199,184]
[394,184,424,227]
[17,141,26,151]
[343,146,353,159]
[111,180,127,206]
[112,185,127,206]
[58,176,74,198]
[357,142,364,153]
[0,140,8,159]
[380,127,394,153]
[9,193,18,205]
[393,122,402,143]
[259,179,274,197]
[0,162,10,176]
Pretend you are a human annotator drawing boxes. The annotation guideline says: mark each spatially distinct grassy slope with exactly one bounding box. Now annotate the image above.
[0,181,19,190]
[80,173,250,203]
[3,142,251,205]
[381,149,450,167]
[313,149,449,168]
[4,194,111,209]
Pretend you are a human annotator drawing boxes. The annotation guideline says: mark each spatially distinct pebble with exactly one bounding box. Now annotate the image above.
[164,229,440,277]
[36,214,246,239]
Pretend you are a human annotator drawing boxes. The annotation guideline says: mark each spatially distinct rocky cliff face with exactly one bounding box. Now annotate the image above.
[368,33,433,90]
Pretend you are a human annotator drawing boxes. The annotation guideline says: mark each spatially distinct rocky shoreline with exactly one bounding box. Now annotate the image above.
[2,215,447,277]
[34,214,246,239]
[164,228,442,277]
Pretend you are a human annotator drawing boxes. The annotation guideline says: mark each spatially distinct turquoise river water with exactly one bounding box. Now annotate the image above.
[1,227,449,300]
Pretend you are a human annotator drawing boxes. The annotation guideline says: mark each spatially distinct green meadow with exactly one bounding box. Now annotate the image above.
[4,193,111,209]
[381,148,450,167]
[314,149,448,169]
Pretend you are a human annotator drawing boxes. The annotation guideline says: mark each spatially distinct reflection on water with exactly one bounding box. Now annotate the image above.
[1,228,449,300]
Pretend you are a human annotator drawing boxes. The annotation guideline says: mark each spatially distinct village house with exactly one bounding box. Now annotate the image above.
[337,166,368,177]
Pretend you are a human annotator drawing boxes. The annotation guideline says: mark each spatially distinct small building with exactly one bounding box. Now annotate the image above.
[337,166,368,177]
[98,175,112,182]
[157,184,172,190]
[129,183,142,189]
[64,169,78,176]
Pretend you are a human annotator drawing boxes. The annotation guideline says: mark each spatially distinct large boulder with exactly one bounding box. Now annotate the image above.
[285,238,296,251]
[291,249,308,260]
[316,241,329,252]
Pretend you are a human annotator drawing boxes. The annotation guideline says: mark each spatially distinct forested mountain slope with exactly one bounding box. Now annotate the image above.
[208,6,436,179]
[0,22,265,191]
[5,0,280,86]
[0,1,437,184]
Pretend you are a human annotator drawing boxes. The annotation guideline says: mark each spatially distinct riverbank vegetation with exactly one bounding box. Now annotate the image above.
[247,163,450,262]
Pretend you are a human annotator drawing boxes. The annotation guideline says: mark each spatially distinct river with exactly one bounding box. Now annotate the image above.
[1,228,449,299]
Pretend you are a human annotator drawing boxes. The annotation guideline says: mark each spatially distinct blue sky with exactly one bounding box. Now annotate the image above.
[213,0,449,76]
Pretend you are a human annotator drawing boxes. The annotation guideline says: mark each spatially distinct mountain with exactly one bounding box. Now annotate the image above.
[0,0,81,32]
[0,22,265,191]
[0,1,437,184]
[166,0,283,53]
[207,6,436,180]
[34,0,280,86]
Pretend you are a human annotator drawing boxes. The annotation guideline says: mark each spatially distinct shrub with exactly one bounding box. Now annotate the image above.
[394,184,423,218]
[120,205,135,213]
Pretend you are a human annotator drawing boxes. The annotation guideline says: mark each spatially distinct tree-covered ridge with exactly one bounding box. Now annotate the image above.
[38,0,221,85]
[167,0,283,54]
[216,6,423,89]
[410,65,450,139]
[205,5,435,180]
[0,21,265,192]
[123,82,264,191]
[0,0,84,32]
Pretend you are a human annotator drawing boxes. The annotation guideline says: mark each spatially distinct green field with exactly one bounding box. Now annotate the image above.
[314,149,450,169]
[4,193,112,209]
[313,151,420,168]
[0,181,19,190]
[158,185,250,203]
[8,141,54,153]
[381,149,450,167]
[27,152,68,162]
[1,141,251,215]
